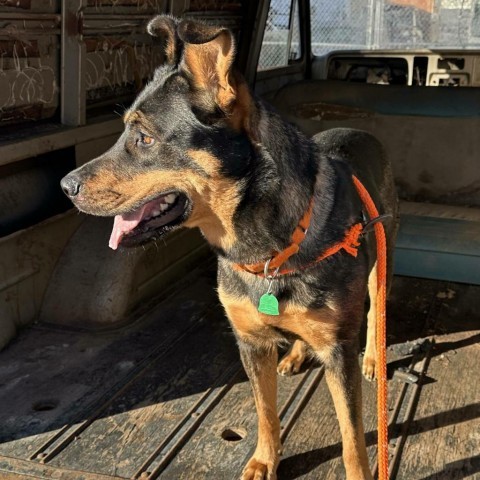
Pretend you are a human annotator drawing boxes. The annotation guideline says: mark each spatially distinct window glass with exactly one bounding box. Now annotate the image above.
[311,0,480,56]
[258,0,301,70]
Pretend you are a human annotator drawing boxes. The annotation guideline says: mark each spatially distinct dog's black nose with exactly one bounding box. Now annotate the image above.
[61,174,81,198]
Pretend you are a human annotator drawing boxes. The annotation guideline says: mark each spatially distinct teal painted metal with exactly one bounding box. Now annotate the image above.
[394,214,480,285]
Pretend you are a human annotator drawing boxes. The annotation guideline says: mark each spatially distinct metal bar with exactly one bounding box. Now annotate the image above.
[388,341,434,479]
[0,455,121,480]
[82,14,153,20]
[280,366,325,443]
[0,116,122,167]
[278,366,317,420]
[371,349,426,478]
[61,0,87,126]
[135,363,244,479]
[0,28,61,35]
[244,0,271,86]
[0,13,61,21]
[232,365,325,480]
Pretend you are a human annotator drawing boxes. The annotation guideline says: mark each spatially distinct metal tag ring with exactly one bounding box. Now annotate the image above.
[264,258,280,279]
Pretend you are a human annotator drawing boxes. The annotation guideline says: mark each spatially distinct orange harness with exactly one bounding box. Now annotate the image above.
[233,175,390,480]
[234,198,364,277]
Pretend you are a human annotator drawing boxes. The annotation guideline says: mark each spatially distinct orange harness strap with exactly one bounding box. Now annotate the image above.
[234,197,364,277]
[235,198,315,275]
[233,174,390,480]
[352,175,389,480]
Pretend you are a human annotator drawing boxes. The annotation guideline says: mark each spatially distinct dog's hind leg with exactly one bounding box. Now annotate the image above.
[323,344,373,480]
[238,340,280,480]
[363,262,377,381]
[277,339,307,376]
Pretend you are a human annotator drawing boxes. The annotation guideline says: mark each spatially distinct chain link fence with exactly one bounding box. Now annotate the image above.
[259,0,480,69]
[258,0,301,69]
[311,0,480,56]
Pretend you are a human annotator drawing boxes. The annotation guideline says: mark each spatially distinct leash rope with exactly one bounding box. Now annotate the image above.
[233,174,390,479]
[352,175,389,480]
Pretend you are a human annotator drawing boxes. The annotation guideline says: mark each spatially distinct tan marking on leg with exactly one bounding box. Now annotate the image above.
[240,345,280,480]
[219,285,371,479]
[218,288,338,479]
[363,261,377,381]
[277,339,307,376]
[218,287,280,480]
[324,353,373,480]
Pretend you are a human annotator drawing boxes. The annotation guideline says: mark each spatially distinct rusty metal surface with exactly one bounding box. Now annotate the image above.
[84,34,164,107]
[0,12,60,125]
[0,0,248,127]
[0,0,168,127]
[0,1,60,13]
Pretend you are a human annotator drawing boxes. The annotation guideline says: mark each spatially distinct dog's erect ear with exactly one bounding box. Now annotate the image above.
[177,19,236,112]
[147,15,181,65]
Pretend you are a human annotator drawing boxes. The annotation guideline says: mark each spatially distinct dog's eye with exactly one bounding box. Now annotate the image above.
[137,133,155,147]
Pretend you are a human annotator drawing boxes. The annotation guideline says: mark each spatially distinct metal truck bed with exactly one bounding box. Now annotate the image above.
[0,262,478,480]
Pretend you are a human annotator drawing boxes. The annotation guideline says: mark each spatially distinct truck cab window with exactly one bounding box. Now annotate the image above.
[258,0,301,71]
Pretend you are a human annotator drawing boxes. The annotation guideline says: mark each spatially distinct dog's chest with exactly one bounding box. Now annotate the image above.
[218,285,339,349]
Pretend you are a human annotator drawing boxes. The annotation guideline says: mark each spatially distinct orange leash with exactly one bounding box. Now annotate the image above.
[352,175,389,480]
[233,175,390,479]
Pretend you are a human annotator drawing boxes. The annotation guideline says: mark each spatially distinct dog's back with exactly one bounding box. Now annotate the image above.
[313,128,399,285]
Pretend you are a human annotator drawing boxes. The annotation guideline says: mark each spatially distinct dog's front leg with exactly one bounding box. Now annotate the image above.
[323,343,373,480]
[238,339,280,480]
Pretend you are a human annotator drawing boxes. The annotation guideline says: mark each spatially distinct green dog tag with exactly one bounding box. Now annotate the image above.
[258,293,279,316]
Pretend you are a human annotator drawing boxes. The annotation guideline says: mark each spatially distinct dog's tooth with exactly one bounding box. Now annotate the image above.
[160,203,169,212]
[151,210,161,217]
[165,193,177,204]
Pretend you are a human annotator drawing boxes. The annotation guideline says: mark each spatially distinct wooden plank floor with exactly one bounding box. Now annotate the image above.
[0,264,478,480]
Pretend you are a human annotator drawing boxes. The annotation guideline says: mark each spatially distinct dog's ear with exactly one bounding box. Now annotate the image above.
[177,19,236,112]
[147,15,181,65]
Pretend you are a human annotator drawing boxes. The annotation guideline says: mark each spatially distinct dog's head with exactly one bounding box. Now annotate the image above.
[61,15,256,251]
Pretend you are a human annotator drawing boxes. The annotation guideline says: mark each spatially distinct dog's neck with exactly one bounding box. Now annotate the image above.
[207,104,344,268]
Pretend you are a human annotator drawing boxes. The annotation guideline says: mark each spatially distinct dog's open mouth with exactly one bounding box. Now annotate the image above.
[109,191,190,250]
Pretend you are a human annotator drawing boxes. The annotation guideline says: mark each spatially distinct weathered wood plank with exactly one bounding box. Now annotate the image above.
[397,282,480,480]
[0,270,217,460]
[276,360,411,479]
[1,276,478,480]
[47,305,240,478]
[0,454,122,480]
[159,363,322,479]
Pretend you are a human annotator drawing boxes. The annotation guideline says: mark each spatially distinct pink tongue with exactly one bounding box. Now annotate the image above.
[109,205,147,250]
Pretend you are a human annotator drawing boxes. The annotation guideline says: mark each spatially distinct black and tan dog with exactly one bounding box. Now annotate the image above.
[61,15,397,480]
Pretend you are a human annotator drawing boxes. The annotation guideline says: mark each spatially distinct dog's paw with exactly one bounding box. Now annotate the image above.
[277,345,306,376]
[241,457,277,480]
[277,353,303,376]
[362,355,376,381]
